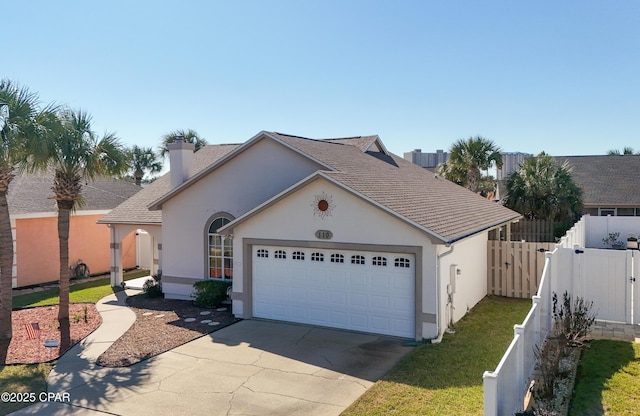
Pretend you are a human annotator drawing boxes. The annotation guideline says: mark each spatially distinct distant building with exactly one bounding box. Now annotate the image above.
[496,152,532,180]
[403,149,447,168]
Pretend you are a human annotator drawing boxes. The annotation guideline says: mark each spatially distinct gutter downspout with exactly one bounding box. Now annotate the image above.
[432,243,455,343]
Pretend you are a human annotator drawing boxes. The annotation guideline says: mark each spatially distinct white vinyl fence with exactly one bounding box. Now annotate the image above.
[483,252,554,416]
[483,222,640,415]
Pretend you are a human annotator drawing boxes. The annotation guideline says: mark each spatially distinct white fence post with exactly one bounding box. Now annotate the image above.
[532,295,542,345]
[514,324,525,404]
[483,371,498,416]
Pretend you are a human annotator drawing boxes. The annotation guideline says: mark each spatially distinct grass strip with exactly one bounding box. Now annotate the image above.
[569,340,640,415]
[12,270,151,308]
[343,296,531,416]
[0,362,52,415]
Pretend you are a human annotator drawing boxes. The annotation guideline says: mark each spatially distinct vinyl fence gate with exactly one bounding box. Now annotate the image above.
[570,248,640,324]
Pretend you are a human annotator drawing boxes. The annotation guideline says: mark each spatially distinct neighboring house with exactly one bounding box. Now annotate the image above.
[100,131,520,340]
[555,155,640,217]
[8,168,141,288]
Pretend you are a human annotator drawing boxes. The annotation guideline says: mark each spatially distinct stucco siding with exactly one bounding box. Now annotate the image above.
[161,138,323,283]
[15,213,136,287]
[437,231,488,326]
[230,177,438,338]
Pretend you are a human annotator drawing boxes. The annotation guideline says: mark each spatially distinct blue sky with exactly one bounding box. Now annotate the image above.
[3,1,639,158]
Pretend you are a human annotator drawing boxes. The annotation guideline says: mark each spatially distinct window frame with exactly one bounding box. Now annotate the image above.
[206,214,234,281]
[372,256,387,266]
[330,253,345,263]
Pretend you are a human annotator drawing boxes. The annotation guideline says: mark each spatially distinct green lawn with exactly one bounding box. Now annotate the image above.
[342,296,531,416]
[0,363,52,415]
[12,269,151,309]
[569,340,640,415]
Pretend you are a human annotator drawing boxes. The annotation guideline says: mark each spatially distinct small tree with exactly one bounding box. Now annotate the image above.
[34,109,127,325]
[439,136,502,195]
[552,291,596,347]
[0,80,58,343]
[127,145,162,185]
[159,129,207,157]
[503,153,583,225]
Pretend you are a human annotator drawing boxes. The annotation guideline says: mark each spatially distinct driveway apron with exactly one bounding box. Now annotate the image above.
[11,319,411,416]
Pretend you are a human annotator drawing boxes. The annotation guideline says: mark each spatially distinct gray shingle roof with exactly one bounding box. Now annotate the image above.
[320,135,381,152]
[98,144,241,224]
[8,168,142,216]
[270,133,520,242]
[555,155,640,207]
[100,132,520,242]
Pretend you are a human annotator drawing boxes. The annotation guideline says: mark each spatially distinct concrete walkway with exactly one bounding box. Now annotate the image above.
[11,292,411,416]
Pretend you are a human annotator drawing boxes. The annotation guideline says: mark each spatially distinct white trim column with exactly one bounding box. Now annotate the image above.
[109,225,124,287]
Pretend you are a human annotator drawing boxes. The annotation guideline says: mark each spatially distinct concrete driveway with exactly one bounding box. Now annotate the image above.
[18,320,412,416]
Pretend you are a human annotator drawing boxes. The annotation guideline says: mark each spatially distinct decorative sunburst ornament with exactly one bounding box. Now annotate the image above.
[311,192,335,219]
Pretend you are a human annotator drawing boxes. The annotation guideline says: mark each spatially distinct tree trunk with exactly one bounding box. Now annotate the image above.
[0,167,15,343]
[467,167,481,193]
[57,200,73,323]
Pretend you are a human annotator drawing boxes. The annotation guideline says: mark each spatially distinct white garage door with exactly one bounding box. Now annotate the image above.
[252,245,415,338]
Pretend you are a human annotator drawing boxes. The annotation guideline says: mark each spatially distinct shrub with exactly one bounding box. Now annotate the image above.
[552,291,596,347]
[192,280,231,308]
[143,273,163,298]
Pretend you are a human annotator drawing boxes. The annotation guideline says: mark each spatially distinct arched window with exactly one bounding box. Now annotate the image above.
[208,216,233,280]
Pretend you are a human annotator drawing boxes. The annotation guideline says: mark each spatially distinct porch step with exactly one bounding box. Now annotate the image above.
[124,276,153,290]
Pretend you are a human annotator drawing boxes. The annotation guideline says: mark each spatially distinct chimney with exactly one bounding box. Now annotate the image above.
[168,138,196,188]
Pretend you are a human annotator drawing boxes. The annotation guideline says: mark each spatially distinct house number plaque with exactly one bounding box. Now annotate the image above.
[315,230,333,240]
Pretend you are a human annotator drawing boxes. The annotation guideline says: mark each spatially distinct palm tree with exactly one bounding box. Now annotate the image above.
[502,152,583,223]
[159,129,207,157]
[442,136,502,193]
[39,109,127,324]
[607,147,638,155]
[0,80,57,343]
[127,145,162,185]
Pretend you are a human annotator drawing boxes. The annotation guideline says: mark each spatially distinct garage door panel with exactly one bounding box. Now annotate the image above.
[290,306,307,320]
[392,298,413,313]
[350,293,368,307]
[328,292,346,306]
[350,314,368,329]
[349,274,366,286]
[371,316,391,332]
[329,311,348,325]
[393,279,413,291]
[371,295,390,309]
[309,289,327,303]
[253,245,415,338]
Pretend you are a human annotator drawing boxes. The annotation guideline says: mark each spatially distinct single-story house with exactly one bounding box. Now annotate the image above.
[100,131,520,340]
[9,168,141,288]
[555,155,640,217]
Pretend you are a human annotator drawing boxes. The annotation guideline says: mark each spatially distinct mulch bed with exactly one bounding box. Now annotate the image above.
[2,295,238,367]
[96,294,238,367]
[3,304,101,365]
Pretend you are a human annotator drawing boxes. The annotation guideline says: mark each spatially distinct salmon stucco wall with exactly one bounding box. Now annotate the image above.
[15,213,136,287]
